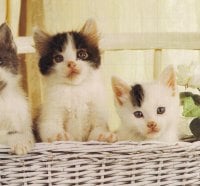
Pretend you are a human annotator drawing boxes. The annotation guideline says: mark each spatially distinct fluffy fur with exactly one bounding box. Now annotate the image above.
[0,23,34,154]
[34,19,116,142]
[112,65,180,142]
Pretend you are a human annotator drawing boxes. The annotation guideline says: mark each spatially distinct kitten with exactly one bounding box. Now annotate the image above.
[34,19,116,142]
[112,65,180,142]
[0,23,34,154]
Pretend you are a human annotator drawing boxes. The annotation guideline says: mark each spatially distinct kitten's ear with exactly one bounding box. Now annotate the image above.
[159,65,177,95]
[112,76,131,106]
[80,19,99,45]
[33,28,51,56]
[0,23,16,51]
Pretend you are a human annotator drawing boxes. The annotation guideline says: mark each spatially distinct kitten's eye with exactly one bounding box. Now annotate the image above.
[133,111,143,118]
[54,54,64,63]
[77,49,88,60]
[157,107,165,114]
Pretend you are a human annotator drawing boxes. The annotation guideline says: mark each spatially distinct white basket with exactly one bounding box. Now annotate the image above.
[0,141,200,185]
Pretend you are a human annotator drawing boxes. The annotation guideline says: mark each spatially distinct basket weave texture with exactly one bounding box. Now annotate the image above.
[0,141,200,186]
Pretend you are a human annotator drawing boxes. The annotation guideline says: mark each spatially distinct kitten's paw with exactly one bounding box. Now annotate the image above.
[10,139,34,155]
[46,132,73,142]
[97,132,118,143]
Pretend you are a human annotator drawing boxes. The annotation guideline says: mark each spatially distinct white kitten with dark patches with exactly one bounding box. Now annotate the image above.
[0,23,34,154]
[112,66,180,142]
[34,19,116,142]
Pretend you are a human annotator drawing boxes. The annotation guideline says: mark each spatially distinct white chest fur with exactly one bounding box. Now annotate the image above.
[40,70,108,141]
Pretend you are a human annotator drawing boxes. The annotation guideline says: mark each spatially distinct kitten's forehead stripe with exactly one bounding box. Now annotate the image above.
[64,33,76,61]
[130,84,144,107]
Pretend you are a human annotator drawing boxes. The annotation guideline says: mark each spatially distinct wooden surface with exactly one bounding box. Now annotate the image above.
[15,33,200,54]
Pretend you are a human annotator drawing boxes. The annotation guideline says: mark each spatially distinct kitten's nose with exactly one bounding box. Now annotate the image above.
[67,61,76,68]
[147,121,157,129]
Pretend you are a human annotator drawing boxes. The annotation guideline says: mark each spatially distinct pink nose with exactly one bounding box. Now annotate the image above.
[67,61,76,68]
[147,121,157,129]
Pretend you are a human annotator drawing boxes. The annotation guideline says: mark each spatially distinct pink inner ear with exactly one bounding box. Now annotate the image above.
[112,77,130,106]
[167,73,176,96]
[167,76,175,88]
[115,88,122,97]
[113,86,124,106]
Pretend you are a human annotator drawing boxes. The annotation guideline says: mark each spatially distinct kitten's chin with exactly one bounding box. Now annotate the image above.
[65,78,83,85]
[63,68,91,85]
[146,133,160,140]
[144,130,162,140]
[64,74,87,85]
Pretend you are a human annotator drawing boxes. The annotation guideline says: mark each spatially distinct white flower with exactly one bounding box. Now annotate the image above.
[177,62,200,88]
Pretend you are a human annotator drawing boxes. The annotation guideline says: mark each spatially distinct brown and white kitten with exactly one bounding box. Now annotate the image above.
[0,23,34,154]
[112,65,180,142]
[34,19,116,142]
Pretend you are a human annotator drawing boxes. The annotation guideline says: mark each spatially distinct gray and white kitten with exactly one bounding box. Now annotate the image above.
[112,65,180,142]
[0,23,34,154]
[34,19,117,142]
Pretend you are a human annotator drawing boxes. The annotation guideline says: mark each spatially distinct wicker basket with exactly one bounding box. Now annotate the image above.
[0,141,200,186]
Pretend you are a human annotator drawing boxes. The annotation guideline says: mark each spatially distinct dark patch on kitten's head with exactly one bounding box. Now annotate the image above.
[50,33,68,53]
[38,33,67,75]
[0,23,19,74]
[70,31,101,68]
[130,84,144,107]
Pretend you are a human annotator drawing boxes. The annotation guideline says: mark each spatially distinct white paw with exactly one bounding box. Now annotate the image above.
[9,138,34,155]
[97,132,118,143]
[42,131,73,142]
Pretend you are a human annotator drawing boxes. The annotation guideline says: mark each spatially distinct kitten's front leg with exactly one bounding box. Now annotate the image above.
[40,124,73,142]
[5,115,35,155]
[5,100,35,155]
[87,102,117,143]
[38,107,73,142]
[39,120,73,142]
[8,130,34,155]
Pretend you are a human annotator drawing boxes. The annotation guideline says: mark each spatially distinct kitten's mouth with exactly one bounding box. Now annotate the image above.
[67,68,81,78]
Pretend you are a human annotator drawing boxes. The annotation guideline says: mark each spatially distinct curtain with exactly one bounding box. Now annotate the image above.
[0,0,21,36]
